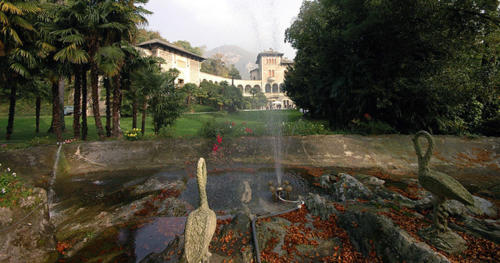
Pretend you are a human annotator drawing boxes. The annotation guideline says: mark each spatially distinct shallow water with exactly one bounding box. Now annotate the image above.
[53,167,316,262]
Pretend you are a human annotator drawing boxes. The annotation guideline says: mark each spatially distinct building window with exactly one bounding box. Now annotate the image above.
[272,70,275,77]
[265,84,271,93]
[272,84,278,93]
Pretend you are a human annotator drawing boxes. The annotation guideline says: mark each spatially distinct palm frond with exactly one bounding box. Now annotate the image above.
[11,48,36,67]
[10,62,30,77]
[98,22,127,31]
[95,45,125,76]
[14,1,40,14]
[54,44,89,64]
[10,15,34,30]
[1,2,23,15]
[59,34,85,45]
[8,28,22,45]
[0,11,8,25]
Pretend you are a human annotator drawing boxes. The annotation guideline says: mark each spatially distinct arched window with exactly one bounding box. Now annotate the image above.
[245,85,252,94]
[265,84,271,93]
[272,84,278,93]
[253,85,261,93]
[237,85,244,93]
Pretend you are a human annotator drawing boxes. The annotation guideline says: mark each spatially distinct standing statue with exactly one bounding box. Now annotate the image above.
[184,158,217,263]
[413,131,474,232]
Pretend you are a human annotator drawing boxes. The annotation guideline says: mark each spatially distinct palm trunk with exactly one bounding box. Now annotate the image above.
[112,75,121,137]
[73,69,81,139]
[51,82,63,142]
[105,77,111,137]
[35,96,41,133]
[58,78,65,132]
[141,100,147,135]
[5,84,16,140]
[90,63,105,140]
[132,97,138,129]
[81,69,88,140]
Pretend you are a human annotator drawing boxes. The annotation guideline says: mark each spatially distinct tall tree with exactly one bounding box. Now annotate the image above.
[285,0,500,134]
[0,0,40,140]
[172,40,204,56]
[228,64,241,80]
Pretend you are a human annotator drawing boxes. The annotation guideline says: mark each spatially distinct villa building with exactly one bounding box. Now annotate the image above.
[137,39,295,108]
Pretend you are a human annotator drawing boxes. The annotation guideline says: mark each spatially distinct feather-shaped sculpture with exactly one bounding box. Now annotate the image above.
[413,131,474,231]
[184,158,217,263]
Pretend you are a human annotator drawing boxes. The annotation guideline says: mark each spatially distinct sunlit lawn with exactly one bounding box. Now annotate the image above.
[0,110,303,144]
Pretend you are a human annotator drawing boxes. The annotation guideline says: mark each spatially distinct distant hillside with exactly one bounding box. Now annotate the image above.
[205,45,257,79]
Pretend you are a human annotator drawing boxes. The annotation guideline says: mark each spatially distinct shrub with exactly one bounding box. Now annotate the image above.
[0,165,32,207]
[282,119,330,136]
[158,126,176,138]
[481,114,500,137]
[124,128,142,141]
[349,119,396,135]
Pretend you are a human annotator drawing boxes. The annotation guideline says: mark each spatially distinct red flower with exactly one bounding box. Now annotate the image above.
[212,144,219,152]
[245,127,253,133]
[216,135,223,144]
[231,122,236,127]
[363,113,372,121]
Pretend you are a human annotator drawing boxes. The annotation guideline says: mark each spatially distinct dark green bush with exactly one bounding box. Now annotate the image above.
[349,119,396,135]
[282,119,330,136]
[481,114,500,137]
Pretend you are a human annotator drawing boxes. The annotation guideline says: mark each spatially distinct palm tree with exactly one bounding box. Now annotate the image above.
[1,0,40,140]
[38,0,89,141]
[129,55,163,134]
[75,0,150,139]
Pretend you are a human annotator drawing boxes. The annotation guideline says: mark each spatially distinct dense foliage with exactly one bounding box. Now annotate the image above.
[285,0,500,135]
[198,80,243,112]
[201,53,241,79]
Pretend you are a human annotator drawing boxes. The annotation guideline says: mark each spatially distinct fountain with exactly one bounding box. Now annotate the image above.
[48,143,63,208]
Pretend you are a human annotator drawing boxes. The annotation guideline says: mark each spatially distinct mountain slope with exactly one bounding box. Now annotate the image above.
[205,45,257,79]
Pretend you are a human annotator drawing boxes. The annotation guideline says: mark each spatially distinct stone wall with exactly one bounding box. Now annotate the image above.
[1,135,498,194]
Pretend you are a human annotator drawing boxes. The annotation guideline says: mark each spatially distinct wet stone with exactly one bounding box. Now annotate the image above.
[331,173,373,202]
[418,228,467,256]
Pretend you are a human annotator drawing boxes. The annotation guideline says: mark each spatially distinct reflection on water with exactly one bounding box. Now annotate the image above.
[133,217,186,262]
[55,167,317,262]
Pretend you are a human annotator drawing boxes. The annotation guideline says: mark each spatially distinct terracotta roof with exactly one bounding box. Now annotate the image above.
[137,39,206,61]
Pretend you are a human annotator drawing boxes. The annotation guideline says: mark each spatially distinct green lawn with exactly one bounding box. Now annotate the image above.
[0,110,304,145]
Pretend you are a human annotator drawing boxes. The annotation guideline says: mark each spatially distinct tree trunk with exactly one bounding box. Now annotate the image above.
[36,96,41,133]
[112,75,122,137]
[105,77,111,137]
[81,69,88,140]
[90,63,105,140]
[73,68,81,139]
[58,78,65,132]
[141,100,147,135]
[5,84,16,140]
[52,82,63,142]
[132,97,138,129]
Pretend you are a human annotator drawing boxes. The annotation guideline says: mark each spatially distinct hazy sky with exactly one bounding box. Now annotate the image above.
[142,0,304,59]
